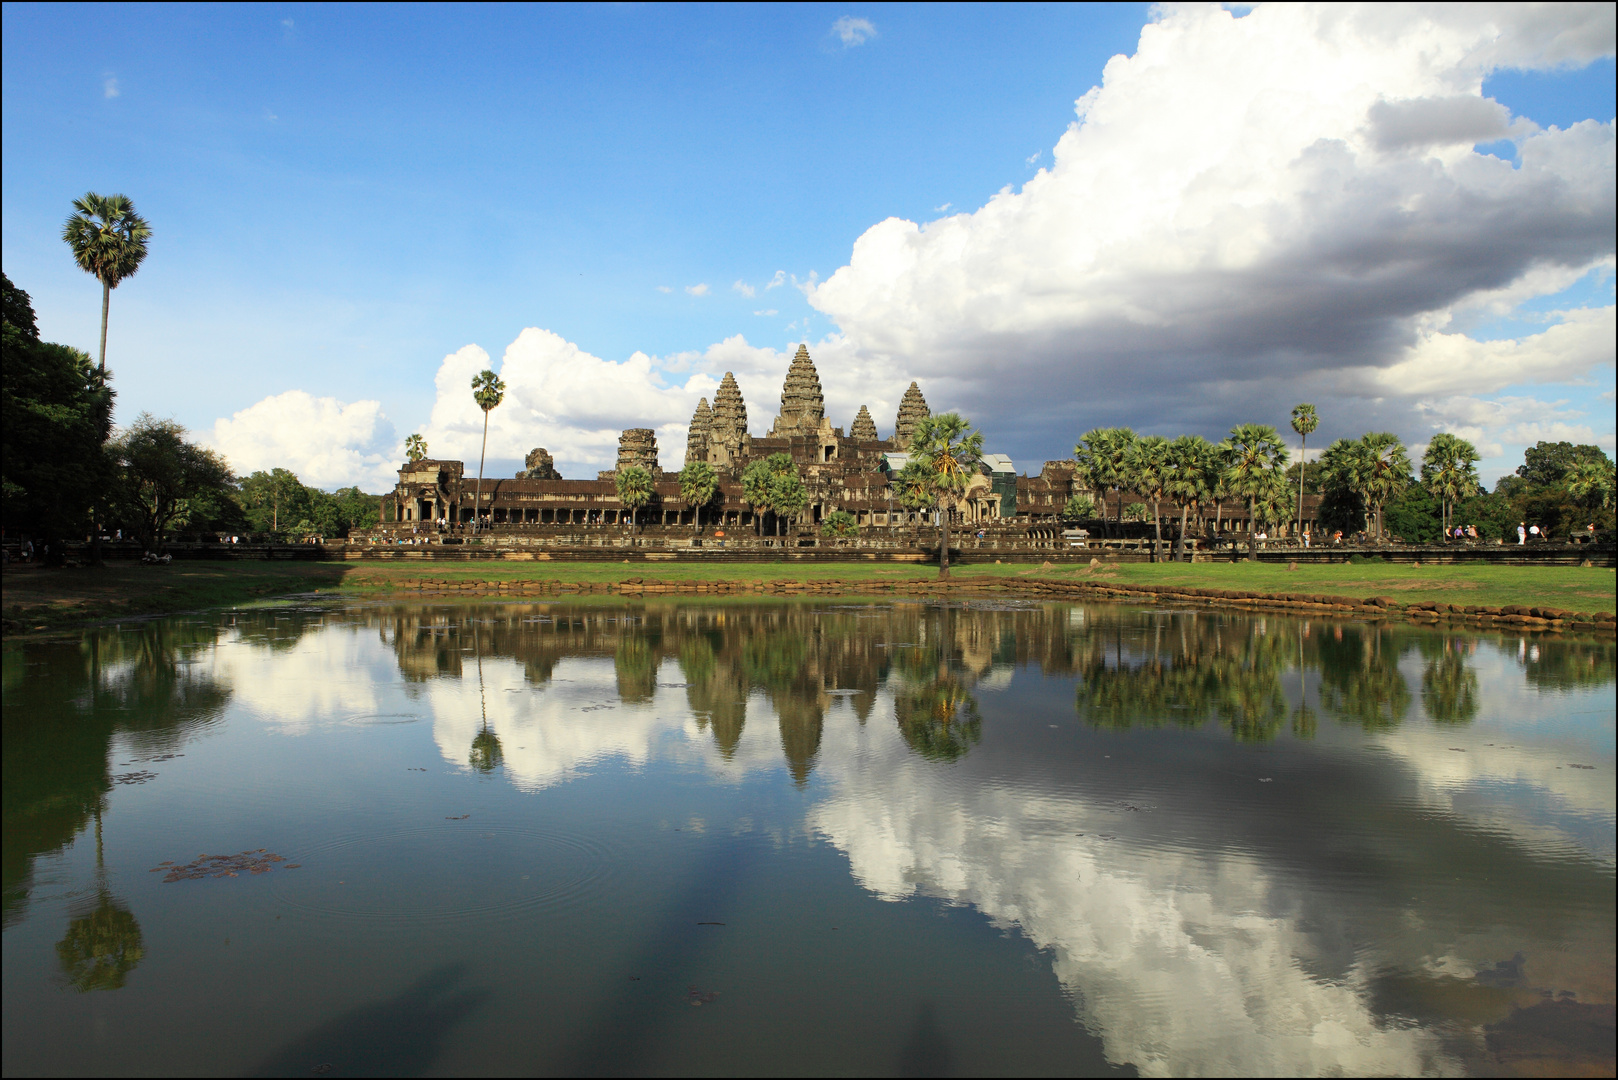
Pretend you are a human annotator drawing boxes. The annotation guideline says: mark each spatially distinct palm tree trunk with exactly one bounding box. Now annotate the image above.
[475,411,489,533]
[1296,437,1306,540]
[1152,500,1162,561]
[1177,505,1190,562]
[1248,498,1258,559]
[98,279,110,375]
[939,502,951,578]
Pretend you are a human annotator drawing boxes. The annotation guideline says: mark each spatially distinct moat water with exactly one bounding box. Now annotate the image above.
[3,599,1613,1077]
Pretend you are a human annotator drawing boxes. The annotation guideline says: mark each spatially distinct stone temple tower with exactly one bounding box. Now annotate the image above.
[615,429,659,474]
[685,398,712,465]
[707,372,749,472]
[850,406,878,442]
[771,345,827,437]
[893,382,930,449]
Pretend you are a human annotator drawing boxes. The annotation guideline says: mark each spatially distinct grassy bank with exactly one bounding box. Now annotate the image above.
[5,557,1613,638]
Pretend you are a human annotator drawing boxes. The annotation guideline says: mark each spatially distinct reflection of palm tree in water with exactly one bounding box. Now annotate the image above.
[468,619,503,773]
[1292,626,1317,738]
[56,804,143,992]
[893,609,982,762]
[1421,638,1478,724]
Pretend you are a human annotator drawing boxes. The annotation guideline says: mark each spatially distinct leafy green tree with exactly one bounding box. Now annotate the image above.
[1358,432,1412,541]
[906,413,985,578]
[1454,490,1514,541]
[678,460,719,528]
[1165,434,1217,561]
[238,468,307,534]
[404,433,428,462]
[470,369,505,532]
[1290,404,1318,539]
[1317,438,1368,535]
[741,457,774,534]
[1517,440,1608,488]
[1124,434,1171,560]
[2,273,115,554]
[1421,433,1481,537]
[1062,493,1096,520]
[1223,423,1288,557]
[61,194,151,376]
[1074,427,1136,525]
[821,509,859,537]
[770,468,807,535]
[1383,483,1441,543]
[614,466,654,530]
[109,415,234,552]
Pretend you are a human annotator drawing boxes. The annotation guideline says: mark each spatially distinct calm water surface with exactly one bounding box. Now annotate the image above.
[3,600,1613,1077]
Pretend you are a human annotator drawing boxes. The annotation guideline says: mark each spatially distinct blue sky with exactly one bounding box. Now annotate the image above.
[3,3,1614,490]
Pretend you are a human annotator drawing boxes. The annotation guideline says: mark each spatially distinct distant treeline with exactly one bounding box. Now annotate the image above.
[3,272,383,556]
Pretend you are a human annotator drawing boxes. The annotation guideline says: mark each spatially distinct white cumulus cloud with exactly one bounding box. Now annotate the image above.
[732,279,755,298]
[831,16,876,48]
[206,390,399,491]
[102,74,119,99]
[805,3,1615,467]
[685,283,710,297]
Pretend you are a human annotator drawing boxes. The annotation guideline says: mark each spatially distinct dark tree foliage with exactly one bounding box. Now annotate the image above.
[108,415,234,552]
[1454,492,1516,540]
[2,272,115,555]
[234,470,381,539]
[1382,484,1441,543]
[1282,460,1322,496]
[1315,483,1365,536]
[1516,441,1607,488]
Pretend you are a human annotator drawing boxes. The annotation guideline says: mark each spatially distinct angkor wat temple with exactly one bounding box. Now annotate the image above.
[385,345,1080,533]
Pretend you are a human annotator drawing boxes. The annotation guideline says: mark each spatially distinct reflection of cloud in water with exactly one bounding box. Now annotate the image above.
[210,629,390,731]
[426,658,789,791]
[808,733,1448,1077]
[1372,729,1615,865]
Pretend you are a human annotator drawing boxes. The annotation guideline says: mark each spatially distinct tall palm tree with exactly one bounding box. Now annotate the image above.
[1357,432,1411,542]
[61,193,152,375]
[1125,435,1172,561]
[404,433,428,462]
[1420,433,1479,537]
[678,461,719,529]
[1224,423,1288,558]
[470,370,505,532]
[1165,434,1216,562]
[908,413,984,578]
[1290,404,1318,539]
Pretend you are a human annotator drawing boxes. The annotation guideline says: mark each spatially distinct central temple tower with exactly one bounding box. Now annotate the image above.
[770,345,828,437]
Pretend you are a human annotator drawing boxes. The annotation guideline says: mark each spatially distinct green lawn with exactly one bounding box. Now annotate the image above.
[5,557,1613,639]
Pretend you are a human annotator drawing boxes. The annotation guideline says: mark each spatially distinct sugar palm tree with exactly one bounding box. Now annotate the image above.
[1074,427,1136,528]
[907,412,984,578]
[1164,434,1216,562]
[62,193,152,375]
[1565,457,1615,513]
[404,433,428,463]
[1125,435,1172,561]
[1357,432,1411,542]
[1290,404,1318,539]
[470,369,505,532]
[615,466,654,531]
[1224,424,1288,558]
[678,461,719,529]
[1420,433,1479,538]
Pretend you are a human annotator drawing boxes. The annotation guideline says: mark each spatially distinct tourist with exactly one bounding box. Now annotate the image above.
[1517,523,1526,545]
[1467,525,1478,539]
[1529,523,1541,541]
[1302,528,1310,548]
